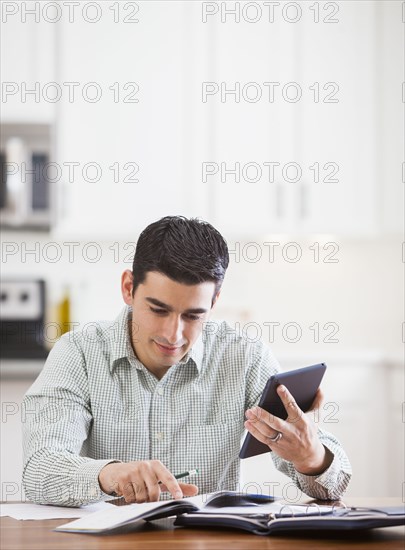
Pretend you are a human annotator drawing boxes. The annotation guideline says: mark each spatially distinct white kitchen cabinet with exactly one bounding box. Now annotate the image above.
[52,2,199,238]
[196,11,296,235]
[293,1,377,236]
[202,1,402,237]
[296,0,403,236]
[33,0,401,238]
[377,1,404,236]
[0,5,56,123]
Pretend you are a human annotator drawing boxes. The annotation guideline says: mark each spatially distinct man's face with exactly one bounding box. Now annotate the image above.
[121,270,218,375]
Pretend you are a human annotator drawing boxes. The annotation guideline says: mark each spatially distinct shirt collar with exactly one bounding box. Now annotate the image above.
[110,305,204,374]
[109,305,133,369]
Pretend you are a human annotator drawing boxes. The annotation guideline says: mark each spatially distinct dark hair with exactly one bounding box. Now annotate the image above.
[132,216,229,301]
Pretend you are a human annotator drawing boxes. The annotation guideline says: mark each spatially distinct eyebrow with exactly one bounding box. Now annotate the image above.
[145,297,208,315]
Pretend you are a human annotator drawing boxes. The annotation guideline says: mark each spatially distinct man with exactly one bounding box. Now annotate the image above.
[22,216,351,506]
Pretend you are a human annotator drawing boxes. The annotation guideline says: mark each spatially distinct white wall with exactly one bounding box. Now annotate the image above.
[1,231,402,356]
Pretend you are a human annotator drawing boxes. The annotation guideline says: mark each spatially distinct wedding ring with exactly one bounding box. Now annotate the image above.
[268,431,283,443]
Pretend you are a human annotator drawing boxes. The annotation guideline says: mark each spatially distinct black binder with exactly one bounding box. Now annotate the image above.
[174,506,405,536]
[55,491,405,536]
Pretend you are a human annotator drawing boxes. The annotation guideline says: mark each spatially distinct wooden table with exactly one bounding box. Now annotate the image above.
[1,498,404,550]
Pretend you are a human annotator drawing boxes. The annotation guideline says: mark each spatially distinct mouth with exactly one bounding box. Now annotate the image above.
[154,342,182,356]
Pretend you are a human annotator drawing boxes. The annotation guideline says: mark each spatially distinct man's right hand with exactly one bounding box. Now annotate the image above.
[98,460,199,503]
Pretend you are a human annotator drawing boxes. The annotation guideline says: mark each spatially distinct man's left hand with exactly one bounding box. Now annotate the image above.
[244,385,333,475]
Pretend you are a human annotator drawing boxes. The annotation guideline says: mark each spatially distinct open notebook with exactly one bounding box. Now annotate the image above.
[55,491,405,535]
[55,491,328,534]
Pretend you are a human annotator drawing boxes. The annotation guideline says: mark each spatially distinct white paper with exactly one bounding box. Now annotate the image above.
[56,502,158,531]
[55,496,208,532]
[0,501,112,520]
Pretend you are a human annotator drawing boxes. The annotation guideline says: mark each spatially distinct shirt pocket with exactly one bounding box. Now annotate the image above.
[187,419,243,451]
[91,405,148,461]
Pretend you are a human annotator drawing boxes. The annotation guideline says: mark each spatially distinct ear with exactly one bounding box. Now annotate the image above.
[121,270,133,305]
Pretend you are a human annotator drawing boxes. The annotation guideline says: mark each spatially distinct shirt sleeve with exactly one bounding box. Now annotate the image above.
[270,429,352,500]
[22,333,120,507]
[244,343,352,500]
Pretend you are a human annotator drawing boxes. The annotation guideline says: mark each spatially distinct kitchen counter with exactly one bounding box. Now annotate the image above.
[0,360,46,380]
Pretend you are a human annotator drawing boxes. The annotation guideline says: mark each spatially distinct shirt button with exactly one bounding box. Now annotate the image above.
[156,387,164,396]
[156,432,164,441]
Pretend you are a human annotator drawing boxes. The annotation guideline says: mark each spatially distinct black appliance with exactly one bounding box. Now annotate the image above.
[0,279,48,359]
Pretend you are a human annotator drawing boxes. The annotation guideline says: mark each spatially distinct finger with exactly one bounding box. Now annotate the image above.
[109,479,121,497]
[159,482,198,497]
[244,419,283,449]
[308,387,324,411]
[143,470,162,502]
[121,480,137,503]
[245,409,281,439]
[133,479,150,503]
[246,406,286,433]
[153,462,183,499]
[178,483,199,497]
[277,385,304,424]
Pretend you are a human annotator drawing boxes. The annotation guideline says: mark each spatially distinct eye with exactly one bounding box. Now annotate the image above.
[184,313,202,321]
[150,307,167,315]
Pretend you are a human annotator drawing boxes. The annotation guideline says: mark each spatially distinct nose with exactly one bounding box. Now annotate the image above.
[162,315,184,346]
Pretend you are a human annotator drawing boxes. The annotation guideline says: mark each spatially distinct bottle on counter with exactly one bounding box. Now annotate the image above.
[56,286,71,337]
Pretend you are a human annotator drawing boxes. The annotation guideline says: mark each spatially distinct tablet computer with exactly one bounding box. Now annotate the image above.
[239,363,327,459]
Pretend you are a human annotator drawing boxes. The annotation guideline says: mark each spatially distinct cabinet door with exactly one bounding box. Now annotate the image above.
[205,1,400,237]
[294,1,378,235]
[202,16,296,236]
[378,1,403,236]
[53,2,194,238]
[0,7,55,123]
